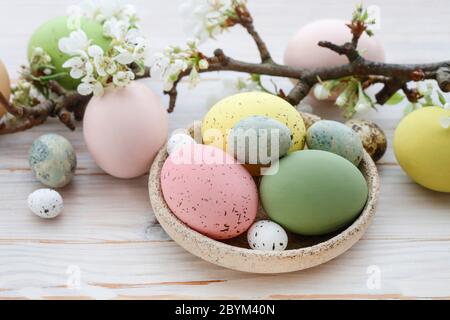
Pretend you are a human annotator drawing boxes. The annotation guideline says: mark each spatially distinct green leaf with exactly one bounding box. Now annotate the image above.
[386,92,405,105]
[438,91,447,106]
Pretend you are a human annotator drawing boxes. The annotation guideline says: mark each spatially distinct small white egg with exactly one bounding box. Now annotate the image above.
[27,189,64,219]
[247,220,288,251]
[167,133,196,155]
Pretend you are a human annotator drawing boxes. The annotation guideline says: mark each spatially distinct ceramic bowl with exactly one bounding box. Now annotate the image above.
[149,114,380,274]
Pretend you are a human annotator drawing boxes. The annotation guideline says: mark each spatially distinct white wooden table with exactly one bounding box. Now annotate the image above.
[0,0,449,299]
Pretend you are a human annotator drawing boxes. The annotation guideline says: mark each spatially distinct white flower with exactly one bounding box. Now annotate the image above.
[179,0,247,42]
[313,84,331,100]
[113,46,135,65]
[77,76,104,96]
[198,59,209,70]
[88,45,117,76]
[354,101,372,113]
[58,30,90,55]
[444,103,450,110]
[62,56,91,79]
[112,70,135,87]
[355,83,373,114]
[335,92,348,107]
[79,0,137,25]
[440,116,450,129]
[103,17,130,40]
[150,53,170,79]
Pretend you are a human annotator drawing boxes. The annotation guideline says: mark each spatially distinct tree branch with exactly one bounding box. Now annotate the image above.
[235,4,273,63]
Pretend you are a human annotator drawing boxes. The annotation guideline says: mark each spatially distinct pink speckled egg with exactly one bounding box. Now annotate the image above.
[83,82,168,179]
[161,144,258,240]
[284,19,385,100]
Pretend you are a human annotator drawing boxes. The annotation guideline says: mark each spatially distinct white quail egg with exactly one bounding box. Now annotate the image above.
[27,189,64,219]
[247,220,288,251]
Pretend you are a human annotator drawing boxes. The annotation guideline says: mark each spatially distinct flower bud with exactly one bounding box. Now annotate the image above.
[313,84,330,100]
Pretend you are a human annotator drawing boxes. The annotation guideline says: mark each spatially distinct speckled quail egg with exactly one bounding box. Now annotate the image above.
[167,133,196,155]
[307,120,364,166]
[27,189,64,219]
[247,220,288,251]
[29,134,77,188]
[346,119,387,162]
[299,111,321,130]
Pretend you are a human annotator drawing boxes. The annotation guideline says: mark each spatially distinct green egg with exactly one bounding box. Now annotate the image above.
[27,16,111,90]
[306,120,364,166]
[260,150,368,236]
[29,134,77,188]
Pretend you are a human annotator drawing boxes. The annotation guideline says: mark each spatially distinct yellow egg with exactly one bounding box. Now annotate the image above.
[0,60,11,117]
[202,92,306,153]
[394,107,450,192]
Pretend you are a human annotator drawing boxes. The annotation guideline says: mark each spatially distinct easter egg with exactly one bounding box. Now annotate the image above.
[260,150,368,236]
[394,107,450,192]
[29,134,77,188]
[161,144,258,240]
[83,82,168,179]
[247,220,288,251]
[346,119,387,162]
[0,59,11,117]
[28,16,111,90]
[202,92,305,152]
[228,116,292,165]
[284,19,385,70]
[284,19,385,100]
[167,133,196,155]
[28,189,64,219]
[306,120,364,166]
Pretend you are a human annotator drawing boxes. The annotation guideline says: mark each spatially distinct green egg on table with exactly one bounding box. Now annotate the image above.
[29,134,77,188]
[306,120,364,166]
[27,16,111,90]
[227,115,293,165]
[260,150,368,236]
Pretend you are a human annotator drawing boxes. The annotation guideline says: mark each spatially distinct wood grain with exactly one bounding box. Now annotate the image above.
[0,0,450,299]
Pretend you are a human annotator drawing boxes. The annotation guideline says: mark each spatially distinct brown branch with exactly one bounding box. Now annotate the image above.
[3,6,450,134]
[235,5,273,63]
[0,115,48,135]
[286,81,311,106]
[436,66,450,92]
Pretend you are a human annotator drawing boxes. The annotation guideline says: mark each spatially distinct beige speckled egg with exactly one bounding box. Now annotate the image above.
[83,82,168,179]
[0,59,11,117]
[346,119,387,162]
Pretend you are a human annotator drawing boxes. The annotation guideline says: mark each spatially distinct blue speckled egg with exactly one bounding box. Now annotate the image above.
[29,134,77,188]
[228,115,293,165]
[306,120,364,166]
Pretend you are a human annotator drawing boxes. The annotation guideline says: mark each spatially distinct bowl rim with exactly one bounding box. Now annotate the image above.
[149,120,380,273]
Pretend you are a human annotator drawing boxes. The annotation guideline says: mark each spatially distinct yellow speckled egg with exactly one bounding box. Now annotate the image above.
[394,107,450,192]
[0,60,11,117]
[202,91,306,154]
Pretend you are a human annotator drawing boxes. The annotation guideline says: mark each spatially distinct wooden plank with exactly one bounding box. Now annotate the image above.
[0,164,449,242]
[1,239,450,299]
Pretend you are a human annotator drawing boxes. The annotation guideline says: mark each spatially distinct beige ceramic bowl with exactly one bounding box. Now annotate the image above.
[149,116,380,274]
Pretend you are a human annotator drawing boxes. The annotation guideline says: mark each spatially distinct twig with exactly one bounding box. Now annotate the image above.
[235,5,273,63]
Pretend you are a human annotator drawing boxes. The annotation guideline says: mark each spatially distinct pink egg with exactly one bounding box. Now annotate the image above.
[284,19,385,100]
[161,144,258,240]
[83,82,168,178]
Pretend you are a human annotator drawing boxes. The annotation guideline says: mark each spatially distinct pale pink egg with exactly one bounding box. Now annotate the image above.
[284,19,386,100]
[83,82,168,179]
[161,144,258,240]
